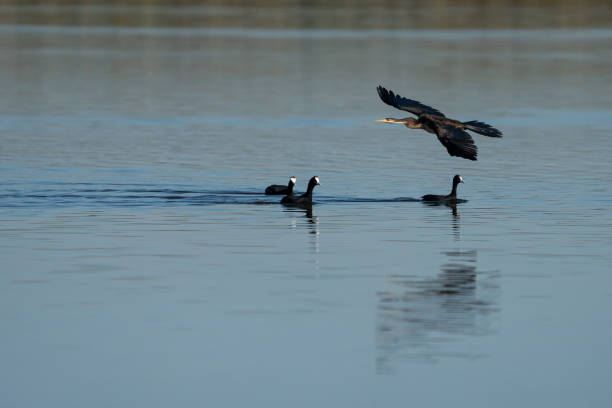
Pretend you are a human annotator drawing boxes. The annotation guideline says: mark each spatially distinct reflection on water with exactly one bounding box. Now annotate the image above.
[422,201,461,238]
[2,2,612,407]
[422,200,460,216]
[283,205,319,254]
[2,1,611,30]
[283,204,318,229]
[376,250,500,371]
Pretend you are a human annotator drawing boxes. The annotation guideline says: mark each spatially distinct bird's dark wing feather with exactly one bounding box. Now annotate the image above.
[463,120,503,138]
[434,123,478,161]
[377,85,445,117]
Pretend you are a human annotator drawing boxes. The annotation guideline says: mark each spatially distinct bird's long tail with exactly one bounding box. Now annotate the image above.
[463,120,503,138]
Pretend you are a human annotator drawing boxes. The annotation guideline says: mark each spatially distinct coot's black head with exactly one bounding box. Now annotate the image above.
[289,176,296,186]
[453,175,464,185]
[307,176,320,192]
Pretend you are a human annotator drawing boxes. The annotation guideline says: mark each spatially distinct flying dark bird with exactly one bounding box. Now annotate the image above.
[376,86,502,160]
[265,176,296,195]
[281,176,320,206]
[422,175,464,202]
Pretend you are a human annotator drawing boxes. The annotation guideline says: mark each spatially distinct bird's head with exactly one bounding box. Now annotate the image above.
[376,117,418,126]
[453,175,464,185]
[306,176,320,190]
[376,117,403,124]
[289,176,297,185]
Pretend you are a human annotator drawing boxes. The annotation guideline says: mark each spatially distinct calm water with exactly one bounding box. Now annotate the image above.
[2,3,612,407]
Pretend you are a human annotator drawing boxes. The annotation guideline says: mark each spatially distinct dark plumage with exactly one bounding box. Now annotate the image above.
[281,176,320,206]
[376,86,502,160]
[265,176,296,195]
[422,175,464,202]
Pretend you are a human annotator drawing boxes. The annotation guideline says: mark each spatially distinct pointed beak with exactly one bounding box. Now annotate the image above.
[375,119,389,123]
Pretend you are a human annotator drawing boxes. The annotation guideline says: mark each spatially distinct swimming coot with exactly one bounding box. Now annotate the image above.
[422,175,464,202]
[265,176,296,195]
[281,176,320,205]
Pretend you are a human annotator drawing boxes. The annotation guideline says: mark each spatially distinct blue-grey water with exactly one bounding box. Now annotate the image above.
[2,3,612,407]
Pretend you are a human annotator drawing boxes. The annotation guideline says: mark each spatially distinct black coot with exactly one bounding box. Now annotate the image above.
[422,175,464,202]
[281,176,320,205]
[265,176,296,195]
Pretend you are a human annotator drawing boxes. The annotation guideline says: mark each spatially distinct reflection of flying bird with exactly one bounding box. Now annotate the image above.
[376,86,502,160]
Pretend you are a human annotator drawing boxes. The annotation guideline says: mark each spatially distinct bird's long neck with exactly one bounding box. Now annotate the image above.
[449,180,459,197]
[403,118,422,129]
[287,181,295,195]
[304,180,316,197]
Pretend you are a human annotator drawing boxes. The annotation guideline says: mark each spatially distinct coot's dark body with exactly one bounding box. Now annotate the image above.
[281,176,320,206]
[265,176,296,195]
[422,175,464,202]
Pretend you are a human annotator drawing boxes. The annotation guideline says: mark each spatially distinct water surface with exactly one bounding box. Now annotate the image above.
[1,3,612,407]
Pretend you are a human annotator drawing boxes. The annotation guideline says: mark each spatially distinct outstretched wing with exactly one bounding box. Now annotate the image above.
[463,120,503,138]
[377,85,445,117]
[434,123,478,161]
